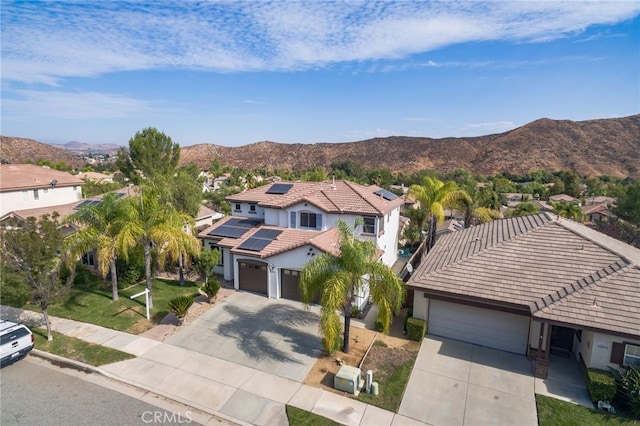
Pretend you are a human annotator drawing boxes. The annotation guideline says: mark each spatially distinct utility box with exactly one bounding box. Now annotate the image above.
[334,365,362,395]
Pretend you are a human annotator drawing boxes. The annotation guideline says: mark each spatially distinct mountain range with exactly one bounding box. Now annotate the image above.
[1,114,639,178]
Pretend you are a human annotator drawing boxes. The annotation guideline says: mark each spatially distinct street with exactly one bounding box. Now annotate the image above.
[0,356,205,426]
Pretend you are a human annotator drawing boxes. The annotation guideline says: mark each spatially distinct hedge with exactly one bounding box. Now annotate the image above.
[586,368,617,403]
[406,317,426,342]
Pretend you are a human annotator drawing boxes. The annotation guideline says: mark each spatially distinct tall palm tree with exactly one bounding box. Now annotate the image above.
[113,186,200,308]
[408,177,462,251]
[449,189,501,228]
[551,201,585,222]
[64,192,122,301]
[300,220,405,354]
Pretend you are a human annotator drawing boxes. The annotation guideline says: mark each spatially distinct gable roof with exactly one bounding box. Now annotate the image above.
[408,212,640,338]
[226,180,404,216]
[0,164,84,192]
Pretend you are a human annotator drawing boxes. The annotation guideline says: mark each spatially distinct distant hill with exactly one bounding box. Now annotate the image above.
[52,141,122,155]
[178,115,640,178]
[2,115,639,177]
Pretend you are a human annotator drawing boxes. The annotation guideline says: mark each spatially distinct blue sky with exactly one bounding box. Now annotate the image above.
[1,1,639,147]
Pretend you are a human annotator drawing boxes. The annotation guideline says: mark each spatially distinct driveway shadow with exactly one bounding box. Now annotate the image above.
[216,302,321,364]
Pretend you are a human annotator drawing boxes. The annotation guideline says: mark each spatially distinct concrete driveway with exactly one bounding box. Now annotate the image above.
[399,336,538,426]
[165,291,323,382]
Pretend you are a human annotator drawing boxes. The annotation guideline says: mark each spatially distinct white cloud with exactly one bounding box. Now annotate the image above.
[1,1,638,84]
[2,89,161,120]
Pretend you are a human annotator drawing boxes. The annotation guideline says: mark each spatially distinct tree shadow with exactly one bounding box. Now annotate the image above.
[216,302,321,364]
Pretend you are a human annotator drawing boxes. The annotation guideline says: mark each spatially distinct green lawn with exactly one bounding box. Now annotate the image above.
[286,406,341,426]
[33,328,135,366]
[20,277,200,334]
[536,394,639,425]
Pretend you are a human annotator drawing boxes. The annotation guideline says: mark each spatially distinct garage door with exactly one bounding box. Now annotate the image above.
[281,269,301,301]
[238,260,268,295]
[428,300,530,354]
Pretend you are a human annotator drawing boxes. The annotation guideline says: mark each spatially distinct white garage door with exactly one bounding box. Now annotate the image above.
[428,300,530,354]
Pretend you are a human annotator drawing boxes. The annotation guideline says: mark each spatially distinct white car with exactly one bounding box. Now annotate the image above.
[0,320,34,366]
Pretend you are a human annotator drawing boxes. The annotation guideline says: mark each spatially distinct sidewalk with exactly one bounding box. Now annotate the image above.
[1,304,424,426]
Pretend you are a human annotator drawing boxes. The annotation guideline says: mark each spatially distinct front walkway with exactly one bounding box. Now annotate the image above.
[535,354,592,408]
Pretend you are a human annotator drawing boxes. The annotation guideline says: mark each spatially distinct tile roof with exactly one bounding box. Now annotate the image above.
[198,216,342,259]
[226,180,404,215]
[0,187,133,223]
[408,212,640,338]
[0,164,84,192]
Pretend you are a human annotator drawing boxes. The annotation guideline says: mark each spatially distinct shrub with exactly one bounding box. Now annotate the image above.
[374,316,385,332]
[350,305,362,318]
[406,317,426,342]
[167,295,194,319]
[586,368,617,404]
[200,279,220,301]
[404,307,414,332]
[610,366,640,418]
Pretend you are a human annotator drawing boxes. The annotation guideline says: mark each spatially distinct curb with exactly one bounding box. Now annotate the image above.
[30,349,248,426]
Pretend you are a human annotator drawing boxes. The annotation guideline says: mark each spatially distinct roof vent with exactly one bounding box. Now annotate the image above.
[330,176,336,190]
[50,179,58,187]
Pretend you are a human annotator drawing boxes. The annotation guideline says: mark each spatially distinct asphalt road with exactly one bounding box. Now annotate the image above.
[0,357,202,426]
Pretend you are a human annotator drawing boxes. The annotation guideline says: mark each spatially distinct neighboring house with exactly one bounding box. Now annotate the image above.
[435,219,465,236]
[407,212,640,378]
[585,196,616,206]
[582,203,616,223]
[0,164,84,216]
[195,205,224,231]
[197,180,404,307]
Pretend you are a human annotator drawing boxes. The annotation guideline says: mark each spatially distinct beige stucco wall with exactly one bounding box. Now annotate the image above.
[576,331,640,371]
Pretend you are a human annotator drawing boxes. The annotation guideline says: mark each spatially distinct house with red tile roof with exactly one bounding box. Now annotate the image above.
[197,179,404,306]
[407,212,640,377]
[0,164,84,216]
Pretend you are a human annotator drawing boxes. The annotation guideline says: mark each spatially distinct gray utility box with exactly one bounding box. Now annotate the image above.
[334,365,362,395]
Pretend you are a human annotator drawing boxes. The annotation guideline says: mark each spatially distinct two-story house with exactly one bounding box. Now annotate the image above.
[0,164,84,217]
[198,179,404,307]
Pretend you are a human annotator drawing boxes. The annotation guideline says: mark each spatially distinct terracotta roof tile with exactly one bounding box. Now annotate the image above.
[226,180,404,215]
[0,164,84,192]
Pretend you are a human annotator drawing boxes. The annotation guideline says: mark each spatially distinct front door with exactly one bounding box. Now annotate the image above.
[550,325,575,357]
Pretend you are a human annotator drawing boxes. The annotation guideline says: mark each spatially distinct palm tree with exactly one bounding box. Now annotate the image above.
[113,186,200,308]
[408,177,463,251]
[64,192,122,301]
[300,220,405,354]
[449,189,501,228]
[551,201,585,222]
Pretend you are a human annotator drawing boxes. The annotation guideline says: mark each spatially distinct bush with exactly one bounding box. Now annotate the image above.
[201,279,220,300]
[610,366,640,418]
[350,305,362,318]
[406,317,426,342]
[404,308,414,332]
[374,316,385,332]
[167,295,194,319]
[586,368,617,404]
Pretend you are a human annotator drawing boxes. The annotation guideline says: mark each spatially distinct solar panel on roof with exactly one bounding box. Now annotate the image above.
[207,217,262,238]
[266,183,293,194]
[73,200,100,210]
[373,189,398,201]
[237,228,282,251]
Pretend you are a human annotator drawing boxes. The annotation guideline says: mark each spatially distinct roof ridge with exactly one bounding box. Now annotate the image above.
[529,259,630,313]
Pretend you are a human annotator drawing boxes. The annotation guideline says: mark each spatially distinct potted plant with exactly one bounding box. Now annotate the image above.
[200,279,221,304]
[168,295,194,325]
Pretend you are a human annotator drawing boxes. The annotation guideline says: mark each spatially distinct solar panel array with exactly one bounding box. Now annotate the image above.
[266,183,293,194]
[373,188,398,201]
[237,229,282,252]
[207,218,261,238]
[73,200,101,210]
[74,193,127,210]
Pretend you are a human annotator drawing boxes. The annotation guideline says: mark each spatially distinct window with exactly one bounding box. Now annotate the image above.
[363,216,375,234]
[249,204,257,214]
[234,203,241,211]
[624,344,640,367]
[33,189,39,200]
[300,212,319,229]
